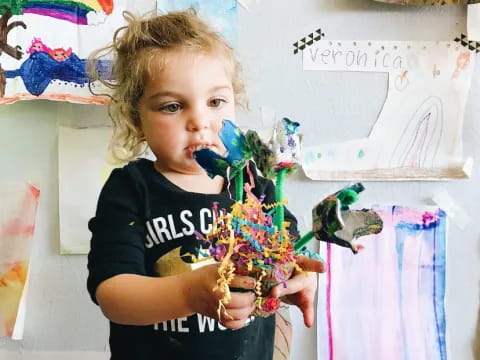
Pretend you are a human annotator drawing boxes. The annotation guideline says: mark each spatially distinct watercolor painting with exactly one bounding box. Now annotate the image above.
[0,183,40,338]
[0,1,129,104]
[302,41,475,180]
[157,0,237,44]
[317,206,447,360]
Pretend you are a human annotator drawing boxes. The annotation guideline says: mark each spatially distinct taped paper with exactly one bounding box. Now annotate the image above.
[302,40,475,180]
[432,188,471,230]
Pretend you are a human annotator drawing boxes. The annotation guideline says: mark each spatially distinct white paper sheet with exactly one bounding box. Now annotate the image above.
[302,40,475,180]
[468,4,480,40]
[58,126,120,254]
[10,268,30,340]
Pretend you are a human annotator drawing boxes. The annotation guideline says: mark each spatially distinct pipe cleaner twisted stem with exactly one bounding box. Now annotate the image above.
[274,168,287,231]
[235,169,244,202]
[294,230,315,252]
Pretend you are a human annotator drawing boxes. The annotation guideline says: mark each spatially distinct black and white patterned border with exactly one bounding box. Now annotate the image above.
[293,29,325,55]
[454,33,480,53]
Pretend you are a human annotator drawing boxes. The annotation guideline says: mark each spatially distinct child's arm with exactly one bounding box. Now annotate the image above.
[88,165,256,330]
[270,256,326,328]
[95,263,257,330]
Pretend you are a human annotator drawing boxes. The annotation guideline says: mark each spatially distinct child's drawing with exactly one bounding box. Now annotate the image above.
[0,1,128,104]
[389,96,443,168]
[157,0,237,44]
[0,183,40,339]
[317,206,447,360]
[303,41,475,180]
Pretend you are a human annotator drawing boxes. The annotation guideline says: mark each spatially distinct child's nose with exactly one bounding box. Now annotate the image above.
[186,109,211,131]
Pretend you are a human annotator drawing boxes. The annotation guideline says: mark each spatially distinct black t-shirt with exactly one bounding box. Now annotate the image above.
[87,158,298,360]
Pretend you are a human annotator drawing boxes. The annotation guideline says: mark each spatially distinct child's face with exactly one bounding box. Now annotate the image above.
[138,49,236,175]
[54,52,66,61]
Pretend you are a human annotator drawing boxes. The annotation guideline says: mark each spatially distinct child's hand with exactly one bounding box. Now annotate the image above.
[270,256,326,328]
[181,263,256,330]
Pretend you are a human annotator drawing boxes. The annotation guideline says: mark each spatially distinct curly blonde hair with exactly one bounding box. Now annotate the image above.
[88,9,246,162]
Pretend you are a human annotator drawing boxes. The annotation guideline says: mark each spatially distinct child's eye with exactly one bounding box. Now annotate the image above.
[209,98,226,108]
[161,103,182,113]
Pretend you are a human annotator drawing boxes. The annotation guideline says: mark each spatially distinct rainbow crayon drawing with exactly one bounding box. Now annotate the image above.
[1,0,113,25]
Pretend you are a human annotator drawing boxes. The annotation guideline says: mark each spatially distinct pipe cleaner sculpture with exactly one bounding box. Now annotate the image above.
[192,118,383,319]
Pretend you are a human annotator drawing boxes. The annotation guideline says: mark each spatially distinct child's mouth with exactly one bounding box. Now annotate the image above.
[186,144,214,154]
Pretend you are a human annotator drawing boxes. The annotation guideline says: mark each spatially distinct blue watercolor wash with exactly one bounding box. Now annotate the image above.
[394,207,447,360]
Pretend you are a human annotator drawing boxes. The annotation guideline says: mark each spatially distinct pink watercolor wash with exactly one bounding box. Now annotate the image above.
[0,183,40,338]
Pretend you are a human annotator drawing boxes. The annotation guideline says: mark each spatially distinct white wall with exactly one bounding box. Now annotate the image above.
[1,1,480,359]
[236,2,480,360]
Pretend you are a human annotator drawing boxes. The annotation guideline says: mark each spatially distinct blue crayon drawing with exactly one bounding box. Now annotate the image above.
[4,51,111,96]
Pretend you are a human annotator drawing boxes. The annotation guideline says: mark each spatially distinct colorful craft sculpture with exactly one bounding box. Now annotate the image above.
[192,119,383,319]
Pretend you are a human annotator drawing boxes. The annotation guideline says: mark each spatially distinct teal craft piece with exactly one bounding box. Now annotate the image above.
[282,117,300,135]
[192,119,252,179]
[220,119,252,166]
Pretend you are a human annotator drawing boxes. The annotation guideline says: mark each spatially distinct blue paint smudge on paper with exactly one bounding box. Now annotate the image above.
[157,0,237,44]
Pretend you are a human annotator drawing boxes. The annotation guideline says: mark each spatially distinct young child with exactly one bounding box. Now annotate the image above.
[87,10,325,360]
